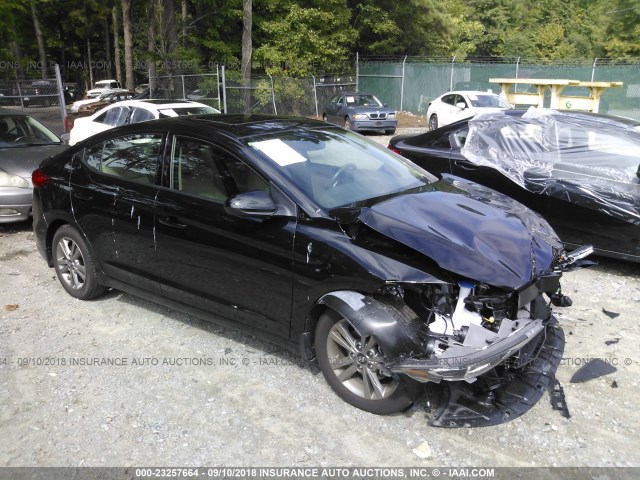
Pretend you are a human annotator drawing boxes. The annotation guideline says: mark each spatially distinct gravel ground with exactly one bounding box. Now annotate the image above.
[1,128,639,467]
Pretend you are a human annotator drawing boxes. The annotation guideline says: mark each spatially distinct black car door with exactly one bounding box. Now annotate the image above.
[69,131,165,294]
[152,135,297,337]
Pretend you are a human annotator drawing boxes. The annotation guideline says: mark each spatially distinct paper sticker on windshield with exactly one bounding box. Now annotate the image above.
[346,96,355,103]
[250,139,306,166]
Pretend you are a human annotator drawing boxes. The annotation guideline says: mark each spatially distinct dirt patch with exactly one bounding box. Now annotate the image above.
[397,111,427,128]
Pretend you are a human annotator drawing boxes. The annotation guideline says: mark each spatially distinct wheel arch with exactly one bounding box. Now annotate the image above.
[44,218,70,266]
[46,220,106,283]
[315,290,423,361]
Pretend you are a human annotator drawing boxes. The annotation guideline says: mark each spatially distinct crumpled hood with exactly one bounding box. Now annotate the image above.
[357,175,563,289]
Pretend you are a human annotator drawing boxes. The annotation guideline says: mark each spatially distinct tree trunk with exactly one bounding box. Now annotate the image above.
[87,38,93,87]
[104,16,112,78]
[147,0,157,94]
[121,0,135,90]
[163,0,178,61]
[10,41,25,80]
[30,1,47,78]
[181,0,187,47]
[113,4,122,85]
[241,0,252,113]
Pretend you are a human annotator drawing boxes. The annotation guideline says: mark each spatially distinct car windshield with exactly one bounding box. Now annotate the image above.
[468,94,511,108]
[0,115,60,148]
[246,128,434,209]
[158,106,219,117]
[345,94,383,107]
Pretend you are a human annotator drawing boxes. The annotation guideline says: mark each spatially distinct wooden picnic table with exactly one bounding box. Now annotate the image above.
[489,78,623,112]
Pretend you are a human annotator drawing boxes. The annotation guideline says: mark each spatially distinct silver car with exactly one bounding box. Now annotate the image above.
[0,110,67,223]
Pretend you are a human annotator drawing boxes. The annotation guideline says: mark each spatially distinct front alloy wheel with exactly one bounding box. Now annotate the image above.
[316,310,418,414]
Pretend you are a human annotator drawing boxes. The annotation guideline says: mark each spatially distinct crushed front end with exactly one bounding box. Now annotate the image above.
[320,244,593,427]
[389,245,593,426]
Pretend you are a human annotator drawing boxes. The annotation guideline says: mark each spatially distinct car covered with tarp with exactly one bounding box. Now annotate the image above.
[389,108,640,263]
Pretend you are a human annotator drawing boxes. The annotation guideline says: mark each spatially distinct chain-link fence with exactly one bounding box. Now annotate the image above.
[0,64,68,135]
[357,56,640,119]
[150,69,357,118]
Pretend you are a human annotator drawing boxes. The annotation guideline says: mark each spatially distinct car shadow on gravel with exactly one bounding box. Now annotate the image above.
[0,219,33,235]
[92,288,446,421]
[102,287,324,375]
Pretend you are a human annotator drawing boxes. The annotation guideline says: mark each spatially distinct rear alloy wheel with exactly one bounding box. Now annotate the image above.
[429,114,438,131]
[315,310,419,414]
[344,116,352,130]
[52,225,106,300]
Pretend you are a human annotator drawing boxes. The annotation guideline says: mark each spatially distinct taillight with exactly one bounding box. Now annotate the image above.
[32,169,49,188]
[388,145,402,155]
[65,116,73,132]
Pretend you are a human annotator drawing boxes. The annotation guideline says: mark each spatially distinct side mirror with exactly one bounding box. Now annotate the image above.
[225,190,276,217]
[637,164,640,179]
[456,102,467,110]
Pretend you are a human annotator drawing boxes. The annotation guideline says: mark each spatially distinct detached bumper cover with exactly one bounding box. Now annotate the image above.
[429,317,565,427]
[388,318,544,382]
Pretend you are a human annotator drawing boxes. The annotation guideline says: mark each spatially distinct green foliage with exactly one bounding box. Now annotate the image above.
[254,0,357,75]
[0,0,637,86]
[604,0,640,58]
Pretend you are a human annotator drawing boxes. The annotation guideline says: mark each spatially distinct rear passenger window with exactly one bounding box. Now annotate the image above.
[84,133,163,185]
[94,106,131,126]
[130,108,155,124]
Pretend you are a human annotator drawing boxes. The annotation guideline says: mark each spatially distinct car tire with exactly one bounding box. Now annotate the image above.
[429,114,438,131]
[52,225,106,300]
[344,116,352,130]
[315,309,420,414]
[385,129,396,135]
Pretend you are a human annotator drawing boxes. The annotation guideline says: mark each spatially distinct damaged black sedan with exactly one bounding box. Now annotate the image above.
[32,115,591,426]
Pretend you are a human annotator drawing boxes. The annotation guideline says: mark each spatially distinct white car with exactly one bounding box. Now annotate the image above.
[86,79,127,99]
[426,90,512,130]
[69,99,220,145]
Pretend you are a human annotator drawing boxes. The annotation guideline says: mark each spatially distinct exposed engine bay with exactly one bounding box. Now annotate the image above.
[318,245,593,427]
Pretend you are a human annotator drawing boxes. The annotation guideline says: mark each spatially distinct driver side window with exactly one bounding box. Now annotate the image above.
[170,137,268,202]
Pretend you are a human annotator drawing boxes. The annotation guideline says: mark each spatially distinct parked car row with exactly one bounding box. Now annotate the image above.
[31,114,591,426]
[3,88,637,425]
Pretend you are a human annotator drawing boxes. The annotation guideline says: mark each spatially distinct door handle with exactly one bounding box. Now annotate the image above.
[158,216,188,229]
